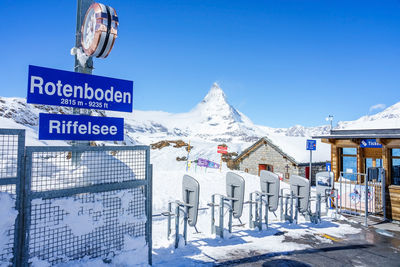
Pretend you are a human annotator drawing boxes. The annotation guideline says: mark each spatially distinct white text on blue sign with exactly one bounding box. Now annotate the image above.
[360,139,382,148]
[27,65,133,112]
[39,113,124,141]
[306,139,316,150]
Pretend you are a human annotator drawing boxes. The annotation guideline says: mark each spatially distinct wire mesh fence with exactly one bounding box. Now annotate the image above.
[23,146,152,266]
[0,129,25,267]
[0,129,152,266]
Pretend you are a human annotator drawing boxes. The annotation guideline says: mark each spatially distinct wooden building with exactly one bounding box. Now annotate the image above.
[234,137,328,184]
[313,129,400,221]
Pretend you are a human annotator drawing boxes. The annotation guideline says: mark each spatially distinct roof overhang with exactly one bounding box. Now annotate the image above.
[313,128,400,140]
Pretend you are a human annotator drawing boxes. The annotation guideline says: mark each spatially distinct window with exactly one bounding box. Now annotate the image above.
[392,149,400,186]
[341,148,357,180]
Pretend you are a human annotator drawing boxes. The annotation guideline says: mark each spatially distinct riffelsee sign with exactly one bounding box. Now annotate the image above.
[38,113,124,141]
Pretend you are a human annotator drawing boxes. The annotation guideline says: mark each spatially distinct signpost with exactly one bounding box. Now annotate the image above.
[217,145,228,172]
[25,0,128,166]
[306,140,316,186]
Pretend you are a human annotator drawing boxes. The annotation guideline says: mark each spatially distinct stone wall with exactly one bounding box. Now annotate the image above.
[239,142,299,178]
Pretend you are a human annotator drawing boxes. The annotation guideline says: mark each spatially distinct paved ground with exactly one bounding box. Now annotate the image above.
[215,219,400,267]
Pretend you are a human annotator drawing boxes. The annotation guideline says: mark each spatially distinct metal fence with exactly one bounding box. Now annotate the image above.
[0,129,25,267]
[0,129,152,266]
[338,171,386,226]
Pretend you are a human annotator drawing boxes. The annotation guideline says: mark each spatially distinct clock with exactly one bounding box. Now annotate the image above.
[81,2,118,58]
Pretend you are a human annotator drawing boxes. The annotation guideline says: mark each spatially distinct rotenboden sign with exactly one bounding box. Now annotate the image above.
[39,113,124,141]
[27,65,133,112]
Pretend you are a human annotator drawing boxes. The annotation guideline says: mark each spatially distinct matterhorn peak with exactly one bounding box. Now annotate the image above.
[202,82,227,104]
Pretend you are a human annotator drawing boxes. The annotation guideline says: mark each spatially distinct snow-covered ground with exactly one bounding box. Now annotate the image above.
[1,82,399,266]
[42,169,361,266]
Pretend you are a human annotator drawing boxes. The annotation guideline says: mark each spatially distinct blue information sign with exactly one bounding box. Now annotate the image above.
[27,65,133,112]
[39,113,124,141]
[326,162,331,172]
[360,139,382,148]
[306,139,316,150]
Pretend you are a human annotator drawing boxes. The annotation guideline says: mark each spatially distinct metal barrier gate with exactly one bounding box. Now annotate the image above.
[0,129,153,266]
[338,171,386,226]
[0,129,25,267]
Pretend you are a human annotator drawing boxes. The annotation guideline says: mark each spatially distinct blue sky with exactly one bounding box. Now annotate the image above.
[1,0,399,128]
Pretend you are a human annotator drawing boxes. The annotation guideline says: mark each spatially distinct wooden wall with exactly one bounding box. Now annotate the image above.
[387,186,400,221]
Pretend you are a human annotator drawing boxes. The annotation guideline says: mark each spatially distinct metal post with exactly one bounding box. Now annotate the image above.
[219,197,224,238]
[255,194,259,229]
[365,176,368,227]
[290,191,294,223]
[167,202,172,239]
[249,193,253,228]
[339,175,342,214]
[175,204,180,248]
[280,189,283,221]
[317,194,321,223]
[183,206,188,245]
[228,199,233,233]
[294,196,299,223]
[211,195,215,234]
[258,194,263,231]
[382,169,386,221]
[284,195,288,219]
[335,189,339,217]
[309,150,312,187]
[264,196,269,230]
[72,0,94,166]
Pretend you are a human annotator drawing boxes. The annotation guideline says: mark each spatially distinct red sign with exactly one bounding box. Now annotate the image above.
[217,146,228,150]
[217,150,228,154]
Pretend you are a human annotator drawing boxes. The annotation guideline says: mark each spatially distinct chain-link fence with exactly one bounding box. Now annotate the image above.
[0,129,25,267]
[0,129,152,266]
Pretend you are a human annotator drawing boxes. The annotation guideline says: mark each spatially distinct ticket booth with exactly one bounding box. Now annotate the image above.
[313,129,400,221]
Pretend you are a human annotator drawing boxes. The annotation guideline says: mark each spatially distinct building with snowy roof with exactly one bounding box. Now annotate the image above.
[233,137,330,184]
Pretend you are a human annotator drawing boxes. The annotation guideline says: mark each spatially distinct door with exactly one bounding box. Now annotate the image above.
[305,166,310,179]
[258,164,273,176]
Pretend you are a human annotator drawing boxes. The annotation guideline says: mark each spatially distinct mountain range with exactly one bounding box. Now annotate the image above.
[0,82,399,162]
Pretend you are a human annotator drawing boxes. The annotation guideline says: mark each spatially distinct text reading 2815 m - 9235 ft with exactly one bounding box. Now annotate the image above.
[27,65,133,112]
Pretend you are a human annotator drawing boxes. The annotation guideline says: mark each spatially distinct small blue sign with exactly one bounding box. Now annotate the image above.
[39,113,124,141]
[360,139,382,148]
[27,65,133,112]
[326,162,331,172]
[306,139,316,150]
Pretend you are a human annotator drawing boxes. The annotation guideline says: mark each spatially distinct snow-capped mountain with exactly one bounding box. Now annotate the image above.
[109,82,264,144]
[1,82,399,163]
[337,102,400,129]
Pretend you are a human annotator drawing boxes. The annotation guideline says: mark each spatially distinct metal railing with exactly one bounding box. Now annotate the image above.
[338,171,386,226]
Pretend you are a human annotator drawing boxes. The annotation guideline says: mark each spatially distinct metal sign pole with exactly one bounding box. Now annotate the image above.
[72,0,94,165]
[309,150,312,187]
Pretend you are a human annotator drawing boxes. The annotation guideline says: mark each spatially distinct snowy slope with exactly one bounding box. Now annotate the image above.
[337,102,400,129]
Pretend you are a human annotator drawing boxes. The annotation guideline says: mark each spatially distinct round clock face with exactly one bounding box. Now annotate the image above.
[81,2,119,58]
[82,8,96,50]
